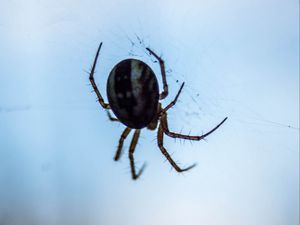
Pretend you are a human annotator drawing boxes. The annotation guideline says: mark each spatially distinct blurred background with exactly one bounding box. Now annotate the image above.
[0,0,299,225]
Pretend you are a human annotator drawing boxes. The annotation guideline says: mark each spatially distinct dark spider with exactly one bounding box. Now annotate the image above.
[89,42,227,180]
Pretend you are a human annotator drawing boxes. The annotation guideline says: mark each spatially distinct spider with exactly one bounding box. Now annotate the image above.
[89,42,227,180]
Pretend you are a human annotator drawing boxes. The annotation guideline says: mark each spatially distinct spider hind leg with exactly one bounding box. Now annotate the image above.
[89,42,110,109]
[146,47,168,100]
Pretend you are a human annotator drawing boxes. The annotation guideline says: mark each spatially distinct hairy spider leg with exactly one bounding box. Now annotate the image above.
[162,114,228,141]
[114,127,131,161]
[160,82,228,140]
[146,47,168,100]
[129,129,146,180]
[157,123,196,172]
[89,42,110,109]
[161,82,185,114]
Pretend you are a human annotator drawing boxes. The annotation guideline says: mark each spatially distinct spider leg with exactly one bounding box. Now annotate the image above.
[114,127,131,161]
[161,82,185,114]
[146,47,168,100]
[157,123,196,172]
[128,129,146,180]
[159,82,227,140]
[89,42,110,109]
[106,110,119,122]
[161,113,228,141]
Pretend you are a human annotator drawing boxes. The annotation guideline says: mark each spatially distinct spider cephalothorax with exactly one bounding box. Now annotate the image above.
[89,42,227,180]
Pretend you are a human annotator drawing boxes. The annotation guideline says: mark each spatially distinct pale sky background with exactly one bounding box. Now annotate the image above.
[0,0,299,225]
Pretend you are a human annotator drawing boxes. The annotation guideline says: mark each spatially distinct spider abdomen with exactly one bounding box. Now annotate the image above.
[107,59,159,129]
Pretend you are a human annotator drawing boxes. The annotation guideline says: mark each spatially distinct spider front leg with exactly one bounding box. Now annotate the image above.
[89,42,110,109]
[161,113,227,141]
[114,127,131,161]
[160,82,228,140]
[128,129,146,180]
[146,47,168,100]
[157,123,196,172]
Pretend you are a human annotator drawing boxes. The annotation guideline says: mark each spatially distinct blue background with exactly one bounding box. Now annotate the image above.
[0,0,299,225]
